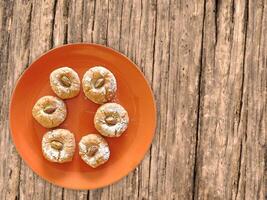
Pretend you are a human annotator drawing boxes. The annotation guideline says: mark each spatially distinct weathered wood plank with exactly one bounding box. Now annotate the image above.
[82,0,96,43]
[53,0,69,47]
[165,0,205,199]
[131,1,156,199]
[194,0,266,199]
[147,0,172,198]
[145,0,206,199]
[238,0,266,199]
[67,0,84,43]
[92,0,109,46]
[0,1,30,199]
[194,0,247,198]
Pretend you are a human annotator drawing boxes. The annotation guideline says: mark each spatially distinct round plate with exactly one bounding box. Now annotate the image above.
[9,44,156,189]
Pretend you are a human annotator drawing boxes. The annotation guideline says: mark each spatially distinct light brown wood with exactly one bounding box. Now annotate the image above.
[0,0,266,199]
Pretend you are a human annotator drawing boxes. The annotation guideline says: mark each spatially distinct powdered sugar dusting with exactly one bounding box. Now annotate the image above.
[79,142,87,153]
[50,67,80,99]
[32,96,67,128]
[42,145,60,161]
[98,143,110,160]
[79,134,110,168]
[42,129,75,163]
[95,103,129,137]
[82,66,117,103]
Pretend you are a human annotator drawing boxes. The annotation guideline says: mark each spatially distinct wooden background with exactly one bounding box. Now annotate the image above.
[0,0,266,199]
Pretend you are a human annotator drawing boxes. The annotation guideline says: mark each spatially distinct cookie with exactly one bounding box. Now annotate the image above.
[32,95,67,128]
[42,129,76,163]
[82,66,117,104]
[50,67,80,99]
[94,103,129,137]
[79,134,110,168]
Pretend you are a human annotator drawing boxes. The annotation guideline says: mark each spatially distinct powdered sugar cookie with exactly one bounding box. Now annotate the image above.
[82,66,117,104]
[50,67,80,99]
[32,96,67,128]
[94,103,129,137]
[42,129,75,163]
[79,134,110,168]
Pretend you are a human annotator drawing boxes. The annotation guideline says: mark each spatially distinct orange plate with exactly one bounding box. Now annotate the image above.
[9,44,156,189]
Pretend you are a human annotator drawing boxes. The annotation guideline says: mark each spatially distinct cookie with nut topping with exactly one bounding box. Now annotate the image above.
[94,103,129,137]
[42,129,76,163]
[82,66,117,104]
[79,134,110,168]
[32,95,67,128]
[50,67,80,99]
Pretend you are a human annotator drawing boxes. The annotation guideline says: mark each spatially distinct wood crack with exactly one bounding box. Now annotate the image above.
[148,0,158,197]
[0,7,11,116]
[237,0,249,132]
[214,0,219,47]
[91,0,97,42]
[257,0,265,70]
[235,138,244,200]
[50,0,58,47]
[231,0,235,25]
[147,146,153,198]
[163,0,172,185]
[81,0,85,42]
[63,0,70,44]
[26,3,33,66]
[106,0,110,45]
[87,189,89,200]
[127,2,133,52]
[235,0,249,199]
[16,2,33,200]
[61,188,64,200]
[192,0,206,199]
[118,0,124,50]
[151,0,157,85]
[16,160,22,200]
[138,0,143,62]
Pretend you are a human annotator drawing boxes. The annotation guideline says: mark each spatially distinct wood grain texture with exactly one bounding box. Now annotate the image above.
[0,0,266,199]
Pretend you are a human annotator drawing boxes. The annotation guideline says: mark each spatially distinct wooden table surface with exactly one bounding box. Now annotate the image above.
[0,0,266,199]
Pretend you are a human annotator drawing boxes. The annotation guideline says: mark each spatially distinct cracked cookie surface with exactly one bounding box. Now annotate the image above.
[32,95,67,128]
[50,67,80,99]
[79,134,110,168]
[42,129,76,163]
[94,103,129,137]
[82,66,117,104]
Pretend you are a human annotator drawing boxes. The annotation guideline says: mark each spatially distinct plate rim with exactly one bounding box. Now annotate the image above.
[9,43,157,190]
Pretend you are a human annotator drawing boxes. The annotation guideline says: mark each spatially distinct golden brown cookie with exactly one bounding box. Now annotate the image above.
[82,66,117,104]
[42,129,76,163]
[32,96,67,128]
[94,103,129,137]
[50,67,80,99]
[79,134,110,168]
